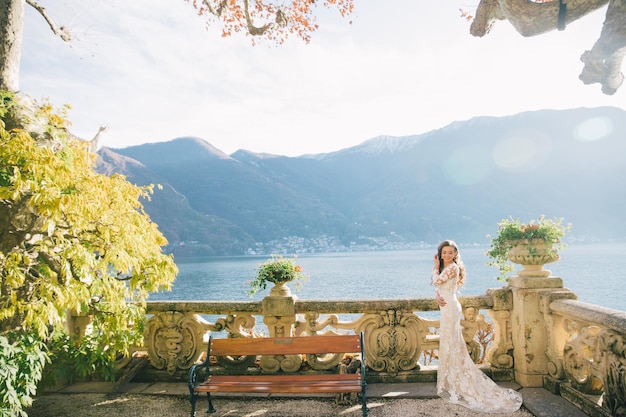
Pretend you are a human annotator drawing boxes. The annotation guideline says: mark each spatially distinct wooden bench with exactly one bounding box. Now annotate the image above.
[187,332,368,417]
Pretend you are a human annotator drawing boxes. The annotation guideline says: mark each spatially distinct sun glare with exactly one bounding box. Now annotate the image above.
[573,116,613,142]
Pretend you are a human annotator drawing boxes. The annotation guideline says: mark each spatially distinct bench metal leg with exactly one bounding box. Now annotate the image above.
[207,392,216,413]
[360,387,369,417]
[361,398,369,417]
[189,391,197,417]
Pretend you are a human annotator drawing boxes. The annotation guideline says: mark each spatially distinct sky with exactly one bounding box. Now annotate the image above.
[19,0,625,156]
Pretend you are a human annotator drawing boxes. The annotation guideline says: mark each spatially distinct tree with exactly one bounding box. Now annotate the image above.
[2,0,624,94]
[188,0,625,94]
[0,92,178,416]
[0,0,623,413]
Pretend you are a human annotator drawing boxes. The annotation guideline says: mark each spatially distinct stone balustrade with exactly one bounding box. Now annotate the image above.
[78,273,625,417]
[546,299,626,417]
[143,295,503,382]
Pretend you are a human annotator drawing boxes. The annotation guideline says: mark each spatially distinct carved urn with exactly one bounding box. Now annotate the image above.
[507,238,559,277]
[268,273,295,297]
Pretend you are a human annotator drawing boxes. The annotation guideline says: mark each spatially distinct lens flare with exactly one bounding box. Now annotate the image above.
[443,145,492,185]
[492,130,552,172]
[573,116,613,142]
[493,137,535,170]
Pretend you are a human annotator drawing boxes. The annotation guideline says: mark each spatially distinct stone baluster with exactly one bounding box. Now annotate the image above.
[540,289,577,384]
[485,287,514,369]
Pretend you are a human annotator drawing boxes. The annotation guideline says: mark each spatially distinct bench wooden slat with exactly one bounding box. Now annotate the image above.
[210,334,361,356]
[202,378,362,386]
[204,374,360,383]
[199,378,362,386]
[196,384,362,393]
[197,374,363,393]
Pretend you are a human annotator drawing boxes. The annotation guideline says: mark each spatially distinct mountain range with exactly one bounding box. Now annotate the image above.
[96,106,626,257]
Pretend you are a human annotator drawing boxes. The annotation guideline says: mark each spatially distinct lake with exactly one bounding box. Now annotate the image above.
[150,243,624,311]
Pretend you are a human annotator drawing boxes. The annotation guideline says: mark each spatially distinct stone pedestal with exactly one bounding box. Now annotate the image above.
[261,293,299,372]
[262,295,296,337]
[509,275,564,386]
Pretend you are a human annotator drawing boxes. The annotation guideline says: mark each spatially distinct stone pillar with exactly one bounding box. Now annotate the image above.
[64,309,93,339]
[262,288,297,338]
[508,273,568,386]
[260,288,299,372]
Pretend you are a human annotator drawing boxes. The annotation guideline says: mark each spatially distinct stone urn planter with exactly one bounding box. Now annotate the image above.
[487,216,571,281]
[506,238,560,277]
[268,275,295,297]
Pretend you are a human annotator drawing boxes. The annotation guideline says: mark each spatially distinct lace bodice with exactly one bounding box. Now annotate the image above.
[432,263,461,298]
[432,264,523,413]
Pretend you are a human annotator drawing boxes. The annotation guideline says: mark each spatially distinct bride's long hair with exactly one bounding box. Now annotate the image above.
[437,240,466,287]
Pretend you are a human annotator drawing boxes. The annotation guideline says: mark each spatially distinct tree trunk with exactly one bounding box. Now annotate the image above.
[503,0,610,37]
[579,0,626,94]
[471,0,610,38]
[0,0,24,92]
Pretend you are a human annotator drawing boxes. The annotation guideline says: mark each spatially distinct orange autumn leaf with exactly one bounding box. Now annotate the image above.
[184,0,355,44]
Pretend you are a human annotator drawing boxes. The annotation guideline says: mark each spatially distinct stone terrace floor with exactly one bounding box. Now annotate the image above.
[27,381,590,417]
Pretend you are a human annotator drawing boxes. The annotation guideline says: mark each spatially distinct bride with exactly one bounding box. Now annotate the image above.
[432,240,523,413]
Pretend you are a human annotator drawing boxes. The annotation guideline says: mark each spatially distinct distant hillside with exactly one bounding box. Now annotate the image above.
[97,106,626,257]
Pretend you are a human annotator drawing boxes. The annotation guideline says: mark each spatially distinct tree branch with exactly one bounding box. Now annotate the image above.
[200,0,229,17]
[579,0,626,94]
[470,0,504,37]
[242,0,286,36]
[470,0,624,94]
[196,0,285,37]
[25,0,71,42]
[471,0,609,38]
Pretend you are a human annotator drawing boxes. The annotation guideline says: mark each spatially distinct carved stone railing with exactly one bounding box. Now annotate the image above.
[545,299,626,417]
[71,274,626,416]
[140,294,514,383]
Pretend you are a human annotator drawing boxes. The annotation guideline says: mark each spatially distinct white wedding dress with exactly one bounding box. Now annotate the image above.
[432,264,523,413]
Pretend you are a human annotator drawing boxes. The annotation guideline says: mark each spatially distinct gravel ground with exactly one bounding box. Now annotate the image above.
[27,393,535,417]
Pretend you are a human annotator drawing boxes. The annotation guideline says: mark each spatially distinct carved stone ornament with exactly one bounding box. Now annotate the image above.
[461,307,489,363]
[598,330,626,416]
[211,314,258,370]
[355,310,424,374]
[563,324,604,394]
[258,313,301,372]
[260,352,303,373]
[214,313,256,338]
[292,312,348,370]
[144,311,207,375]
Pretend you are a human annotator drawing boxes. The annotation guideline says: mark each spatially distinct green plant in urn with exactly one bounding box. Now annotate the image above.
[247,254,307,296]
[487,215,572,281]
